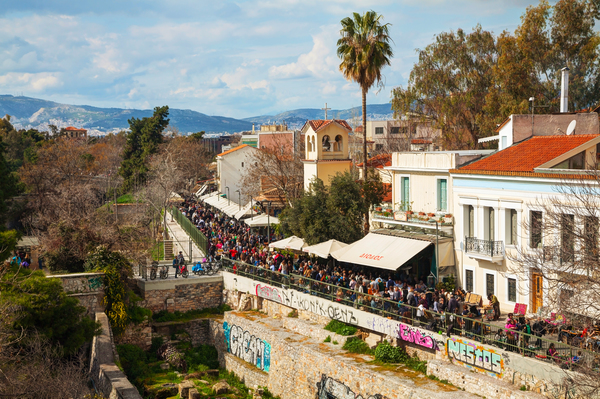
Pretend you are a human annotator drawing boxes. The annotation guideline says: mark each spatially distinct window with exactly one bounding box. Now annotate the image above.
[551,151,585,169]
[334,135,343,152]
[501,136,507,150]
[486,273,495,297]
[437,179,447,211]
[306,137,312,153]
[375,144,384,151]
[561,214,574,262]
[484,207,495,241]
[464,205,474,237]
[322,135,331,152]
[505,209,517,245]
[465,269,474,292]
[375,127,384,135]
[507,278,517,302]
[584,215,598,261]
[390,126,409,135]
[241,162,244,167]
[530,211,543,248]
[400,177,410,210]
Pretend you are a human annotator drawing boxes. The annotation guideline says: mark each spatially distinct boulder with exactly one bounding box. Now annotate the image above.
[179,381,194,398]
[159,362,170,370]
[205,369,220,377]
[212,381,231,395]
[188,388,201,399]
[184,372,202,380]
[155,383,178,399]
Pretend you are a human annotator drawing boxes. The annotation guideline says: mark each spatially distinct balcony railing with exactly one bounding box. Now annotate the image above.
[465,237,504,257]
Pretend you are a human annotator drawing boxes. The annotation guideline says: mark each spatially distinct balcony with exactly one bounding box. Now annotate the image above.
[372,209,454,234]
[465,237,505,264]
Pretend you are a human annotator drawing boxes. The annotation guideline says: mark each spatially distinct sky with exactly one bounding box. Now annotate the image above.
[0,0,548,118]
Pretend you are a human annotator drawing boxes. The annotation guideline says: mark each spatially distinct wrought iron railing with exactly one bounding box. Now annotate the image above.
[465,237,504,257]
[221,258,599,371]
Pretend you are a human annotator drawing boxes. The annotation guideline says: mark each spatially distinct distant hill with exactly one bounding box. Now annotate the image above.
[243,103,394,129]
[0,95,394,134]
[0,95,253,134]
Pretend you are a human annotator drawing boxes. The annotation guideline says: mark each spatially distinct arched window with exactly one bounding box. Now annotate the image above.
[322,135,331,152]
[307,136,312,153]
[311,136,315,153]
[334,135,343,152]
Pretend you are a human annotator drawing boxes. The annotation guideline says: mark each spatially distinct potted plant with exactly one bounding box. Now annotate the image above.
[427,212,436,217]
[444,214,453,224]
[418,211,426,216]
[376,206,382,212]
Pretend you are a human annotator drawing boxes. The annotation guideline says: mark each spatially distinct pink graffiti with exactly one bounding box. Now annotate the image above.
[255,284,282,303]
[398,324,435,349]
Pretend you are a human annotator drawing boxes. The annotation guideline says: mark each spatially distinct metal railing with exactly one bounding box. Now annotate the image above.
[221,258,600,371]
[465,237,505,257]
[170,206,208,255]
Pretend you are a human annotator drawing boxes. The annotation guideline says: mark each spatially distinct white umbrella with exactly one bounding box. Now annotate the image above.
[269,235,306,251]
[302,239,348,259]
[245,214,279,227]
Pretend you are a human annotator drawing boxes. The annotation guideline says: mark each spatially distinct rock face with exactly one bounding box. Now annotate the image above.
[212,381,231,395]
[178,381,194,398]
[156,383,177,399]
[157,343,188,372]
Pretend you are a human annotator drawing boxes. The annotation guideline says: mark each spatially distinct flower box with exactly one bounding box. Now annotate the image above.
[427,213,436,217]
[444,216,454,224]
[418,212,426,216]
[394,211,407,221]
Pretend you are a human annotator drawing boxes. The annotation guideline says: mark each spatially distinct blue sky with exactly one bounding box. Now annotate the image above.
[0,0,545,118]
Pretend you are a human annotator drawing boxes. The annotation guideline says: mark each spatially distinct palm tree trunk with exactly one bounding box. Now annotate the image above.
[362,87,370,234]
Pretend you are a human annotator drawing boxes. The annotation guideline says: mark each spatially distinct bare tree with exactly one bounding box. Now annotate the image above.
[239,133,304,207]
[508,170,600,396]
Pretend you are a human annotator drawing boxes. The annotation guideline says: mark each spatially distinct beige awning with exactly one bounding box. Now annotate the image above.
[269,235,305,250]
[303,239,348,259]
[331,232,431,271]
[244,214,279,227]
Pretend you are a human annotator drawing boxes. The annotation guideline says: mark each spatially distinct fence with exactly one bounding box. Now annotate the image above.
[221,258,600,372]
[170,206,208,255]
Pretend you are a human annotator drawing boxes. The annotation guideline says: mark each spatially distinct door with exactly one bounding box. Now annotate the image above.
[531,272,543,313]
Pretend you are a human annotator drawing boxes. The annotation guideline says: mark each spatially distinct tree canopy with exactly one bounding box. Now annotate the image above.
[120,106,170,192]
[280,170,387,245]
[392,0,600,149]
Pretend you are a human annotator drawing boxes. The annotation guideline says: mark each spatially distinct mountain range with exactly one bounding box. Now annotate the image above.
[0,95,394,135]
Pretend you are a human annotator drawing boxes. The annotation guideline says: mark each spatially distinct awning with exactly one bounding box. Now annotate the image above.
[195,184,208,197]
[303,239,348,259]
[331,232,431,271]
[244,214,279,227]
[478,135,500,143]
[269,235,305,250]
[233,201,258,220]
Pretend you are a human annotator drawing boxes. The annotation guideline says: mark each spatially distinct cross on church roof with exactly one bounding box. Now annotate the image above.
[321,103,331,120]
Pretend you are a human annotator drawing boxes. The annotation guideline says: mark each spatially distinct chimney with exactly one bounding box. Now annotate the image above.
[252,123,255,134]
[560,67,569,113]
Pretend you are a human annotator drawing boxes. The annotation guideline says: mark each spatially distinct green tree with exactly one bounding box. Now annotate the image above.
[0,267,99,356]
[281,170,387,244]
[392,0,600,149]
[337,10,393,180]
[120,106,170,192]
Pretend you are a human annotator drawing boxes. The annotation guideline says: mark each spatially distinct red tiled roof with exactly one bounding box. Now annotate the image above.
[305,119,352,133]
[456,134,599,173]
[65,126,86,131]
[411,139,432,145]
[217,144,249,157]
[357,153,391,168]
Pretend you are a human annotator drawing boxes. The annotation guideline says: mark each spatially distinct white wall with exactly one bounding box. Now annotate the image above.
[217,146,257,204]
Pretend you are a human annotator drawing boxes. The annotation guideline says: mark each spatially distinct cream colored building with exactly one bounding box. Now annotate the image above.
[302,120,352,190]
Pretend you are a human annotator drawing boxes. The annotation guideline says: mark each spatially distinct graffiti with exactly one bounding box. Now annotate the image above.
[502,352,511,366]
[88,276,103,291]
[446,338,503,376]
[366,316,443,351]
[223,322,271,372]
[256,284,282,303]
[316,374,388,399]
[274,286,358,325]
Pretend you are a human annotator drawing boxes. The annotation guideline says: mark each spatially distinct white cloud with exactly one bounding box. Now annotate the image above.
[0,72,61,91]
[269,25,339,80]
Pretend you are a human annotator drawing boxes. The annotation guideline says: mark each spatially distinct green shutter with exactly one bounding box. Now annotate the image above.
[438,179,447,211]
[401,177,410,210]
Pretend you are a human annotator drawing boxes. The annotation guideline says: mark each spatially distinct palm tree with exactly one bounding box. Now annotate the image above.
[337,11,393,179]
[337,11,393,232]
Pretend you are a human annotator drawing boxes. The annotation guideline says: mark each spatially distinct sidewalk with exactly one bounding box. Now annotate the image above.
[165,215,205,263]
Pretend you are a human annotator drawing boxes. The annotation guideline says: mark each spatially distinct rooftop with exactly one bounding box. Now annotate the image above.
[217,144,250,157]
[357,153,391,168]
[303,119,352,133]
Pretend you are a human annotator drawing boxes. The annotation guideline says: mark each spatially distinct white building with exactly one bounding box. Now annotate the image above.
[216,144,257,205]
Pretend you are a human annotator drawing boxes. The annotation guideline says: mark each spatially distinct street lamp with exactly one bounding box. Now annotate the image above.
[225,186,230,206]
[267,201,272,244]
[235,189,241,211]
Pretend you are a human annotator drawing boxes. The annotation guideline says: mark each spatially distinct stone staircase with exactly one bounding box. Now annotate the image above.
[164,241,174,260]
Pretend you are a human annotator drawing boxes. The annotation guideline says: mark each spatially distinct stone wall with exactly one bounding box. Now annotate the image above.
[137,276,222,313]
[89,312,142,399]
[47,272,104,315]
[116,318,153,351]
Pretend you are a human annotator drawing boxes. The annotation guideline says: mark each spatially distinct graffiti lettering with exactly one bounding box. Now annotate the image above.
[223,322,271,372]
[366,316,443,351]
[399,324,436,350]
[88,276,103,291]
[317,374,388,399]
[255,285,282,304]
[446,338,503,375]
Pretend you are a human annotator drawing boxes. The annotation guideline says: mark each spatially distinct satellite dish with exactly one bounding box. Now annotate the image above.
[566,120,576,135]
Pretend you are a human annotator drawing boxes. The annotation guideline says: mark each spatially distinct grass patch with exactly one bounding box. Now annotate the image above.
[342,336,374,355]
[324,335,331,343]
[374,340,427,374]
[150,241,165,261]
[152,304,231,323]
[287,309,298,318]
[333,340,338,345]
[117,193,144,204]
[324,320,357,336]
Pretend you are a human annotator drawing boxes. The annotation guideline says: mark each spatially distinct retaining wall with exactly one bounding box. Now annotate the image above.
[136,275,222,313]
[47,272,104,315]
[89,312,142,399]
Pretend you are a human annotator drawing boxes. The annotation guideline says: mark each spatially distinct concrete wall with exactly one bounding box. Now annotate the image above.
[136,275,223,313]
[89,312,142,399]
[217,145,256,205]
[511,113,599,144]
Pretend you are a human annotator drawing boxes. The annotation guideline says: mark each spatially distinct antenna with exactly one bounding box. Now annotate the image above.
[566,120,576,135]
